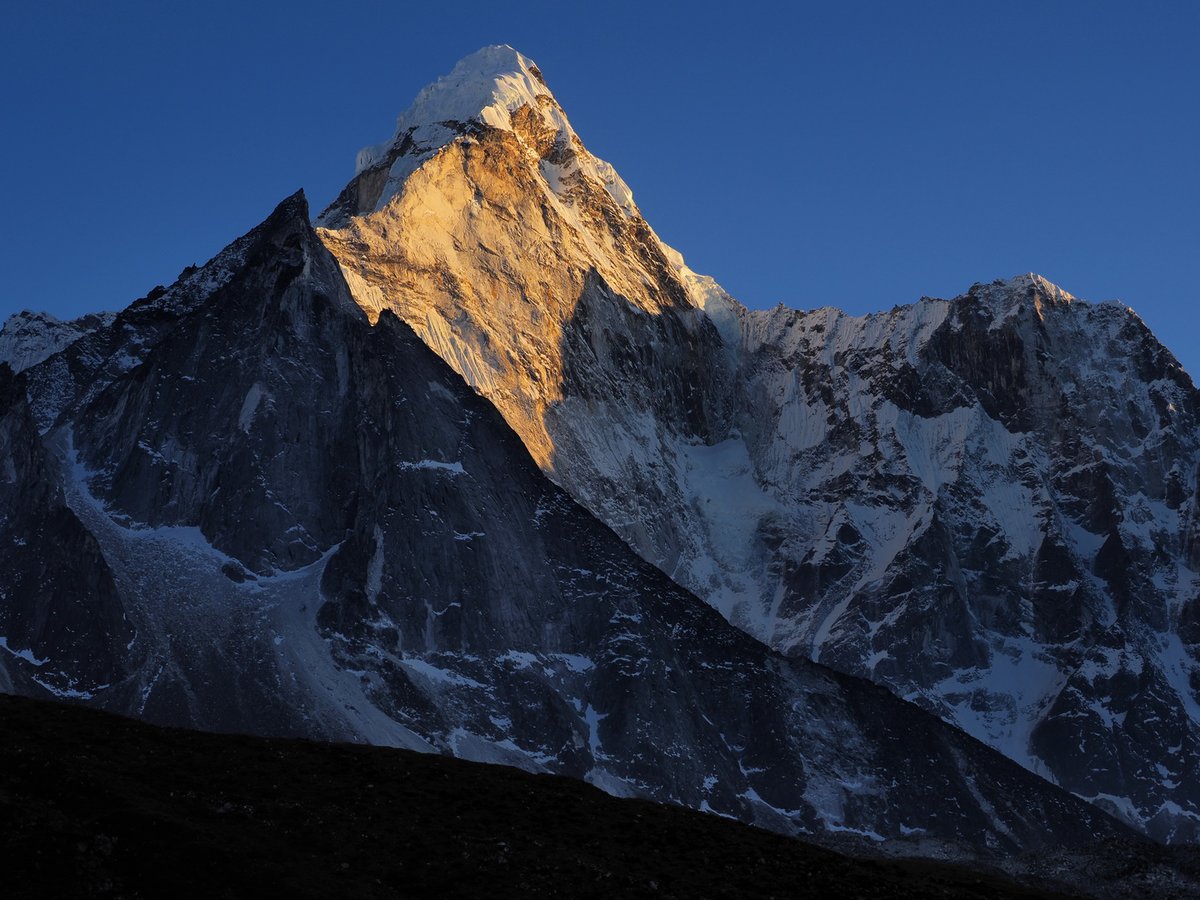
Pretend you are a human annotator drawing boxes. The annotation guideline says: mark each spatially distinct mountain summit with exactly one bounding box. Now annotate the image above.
[318,45,639,231]
[317,48,735,473]
[312,48,1200,842]
[364,45,553,144]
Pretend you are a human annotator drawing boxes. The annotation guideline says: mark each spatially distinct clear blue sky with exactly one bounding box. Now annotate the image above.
[3,1,1197,375]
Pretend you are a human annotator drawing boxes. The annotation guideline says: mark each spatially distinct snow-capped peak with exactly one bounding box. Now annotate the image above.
[964,273,1078,324]
[318,45,641,229]
[1004,272,1076,303]
[319,44,645,235]
[355,45,553,175]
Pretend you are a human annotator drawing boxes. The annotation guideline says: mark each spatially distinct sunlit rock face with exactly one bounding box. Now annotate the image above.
[316,46,1200,841]
[316,46,736,475]
[0,191,1131,855]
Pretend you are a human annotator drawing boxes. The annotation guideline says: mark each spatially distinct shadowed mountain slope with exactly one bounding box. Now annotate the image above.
[0,193,1132,856]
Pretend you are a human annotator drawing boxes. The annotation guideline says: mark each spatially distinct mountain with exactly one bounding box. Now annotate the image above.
[313,46,1200,841]
[0,191,1132,857]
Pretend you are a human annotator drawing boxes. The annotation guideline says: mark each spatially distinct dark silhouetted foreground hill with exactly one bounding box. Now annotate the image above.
[1,693,1069,899]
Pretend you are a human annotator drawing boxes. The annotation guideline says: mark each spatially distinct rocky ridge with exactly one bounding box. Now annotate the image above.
[0,310,115,374]
[0,192,1134,856]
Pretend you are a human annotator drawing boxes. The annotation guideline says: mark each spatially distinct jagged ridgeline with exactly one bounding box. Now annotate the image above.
[0,190,1129,855]
[0,45,1195,859]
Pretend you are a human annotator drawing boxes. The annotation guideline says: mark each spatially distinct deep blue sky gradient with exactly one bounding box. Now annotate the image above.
[3,1,1197,373]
